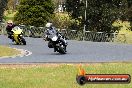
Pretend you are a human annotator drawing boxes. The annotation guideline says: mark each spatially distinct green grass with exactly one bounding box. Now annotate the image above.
[0,63,132,88]
[0,45,20,57]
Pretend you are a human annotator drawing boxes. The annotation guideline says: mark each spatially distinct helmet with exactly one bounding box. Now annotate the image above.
[7,20,13,24]
[45,23,52,28]
[7,20,13,27]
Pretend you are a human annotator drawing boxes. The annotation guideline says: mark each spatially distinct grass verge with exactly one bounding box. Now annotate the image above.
[0,63,132,88]
[0,45,20,57]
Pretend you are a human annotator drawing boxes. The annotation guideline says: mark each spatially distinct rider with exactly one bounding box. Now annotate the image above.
[6,20,16,41]
[45,22,57,39]
[45,22,67,52]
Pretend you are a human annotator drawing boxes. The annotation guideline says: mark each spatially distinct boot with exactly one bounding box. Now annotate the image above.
[64,46,67,52]
[54,48,57,52]
[11,36,15,42]
[12,38,15,42]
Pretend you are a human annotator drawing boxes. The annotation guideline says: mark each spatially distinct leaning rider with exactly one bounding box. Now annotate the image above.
[45,22,67,52]
[6,20,16,41]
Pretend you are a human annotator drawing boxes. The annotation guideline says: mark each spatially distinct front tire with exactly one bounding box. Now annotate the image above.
[58,45,66,54]
[21,37,26,45]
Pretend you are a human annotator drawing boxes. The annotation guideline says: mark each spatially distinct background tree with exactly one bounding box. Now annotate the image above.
[53,0,65,11]
[0,0,8,22]
[66,0,129,33]
[7,0,18,11]
[14,0,55,27]
[65,0,84,30]
[127,0,132,8]
[126,6,132,30]
[66,0,83,18]
[51,13,72,29]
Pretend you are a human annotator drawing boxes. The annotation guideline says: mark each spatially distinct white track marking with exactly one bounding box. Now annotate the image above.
[0,48,32,59]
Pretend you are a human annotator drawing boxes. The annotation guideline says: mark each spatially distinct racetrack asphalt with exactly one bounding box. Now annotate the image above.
[0,35,132,63]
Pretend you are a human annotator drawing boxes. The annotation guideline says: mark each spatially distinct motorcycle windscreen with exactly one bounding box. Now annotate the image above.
[12,26,22,34]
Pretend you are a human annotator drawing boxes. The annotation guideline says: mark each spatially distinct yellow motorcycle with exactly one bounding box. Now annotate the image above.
[11,26,26,45]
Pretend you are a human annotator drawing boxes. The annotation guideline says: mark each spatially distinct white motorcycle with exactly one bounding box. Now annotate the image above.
[47,33,67,54]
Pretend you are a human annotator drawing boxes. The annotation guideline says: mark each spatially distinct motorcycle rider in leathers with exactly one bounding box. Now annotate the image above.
[6,20,16,41]
[45,22,67,52]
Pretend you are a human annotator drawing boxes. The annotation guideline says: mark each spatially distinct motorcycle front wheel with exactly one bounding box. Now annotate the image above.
[19,36,26,45]
[58,45,66,54]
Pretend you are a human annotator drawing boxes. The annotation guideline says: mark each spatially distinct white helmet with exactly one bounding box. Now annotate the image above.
[45,23,52,28]
[7,20,13,24]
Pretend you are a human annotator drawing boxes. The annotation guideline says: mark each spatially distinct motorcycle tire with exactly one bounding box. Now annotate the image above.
[48,42,53,48]
[21,37,26,45]
[58,45,66,54]
[16,42,19,45]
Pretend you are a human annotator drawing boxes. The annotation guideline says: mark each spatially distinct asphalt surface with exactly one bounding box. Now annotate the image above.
[0,35,132,63]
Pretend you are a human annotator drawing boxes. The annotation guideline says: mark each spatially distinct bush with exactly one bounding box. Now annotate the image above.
[113,20,132,44]
[51,13,72,29]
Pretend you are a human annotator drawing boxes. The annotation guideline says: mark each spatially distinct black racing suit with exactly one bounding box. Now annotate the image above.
[6,24,16,40]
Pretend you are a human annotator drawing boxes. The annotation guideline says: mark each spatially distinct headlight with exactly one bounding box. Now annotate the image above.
[19,35,23,37]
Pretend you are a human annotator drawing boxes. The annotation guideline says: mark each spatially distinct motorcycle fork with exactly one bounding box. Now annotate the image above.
[14,35,18,41]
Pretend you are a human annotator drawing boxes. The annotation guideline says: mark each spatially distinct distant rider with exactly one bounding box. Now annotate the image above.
[6,20,16,41]
[45,22,67,52]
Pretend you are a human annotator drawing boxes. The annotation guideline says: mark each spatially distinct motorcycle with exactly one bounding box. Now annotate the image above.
[47,33,67,54]
[11,26,26,45]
